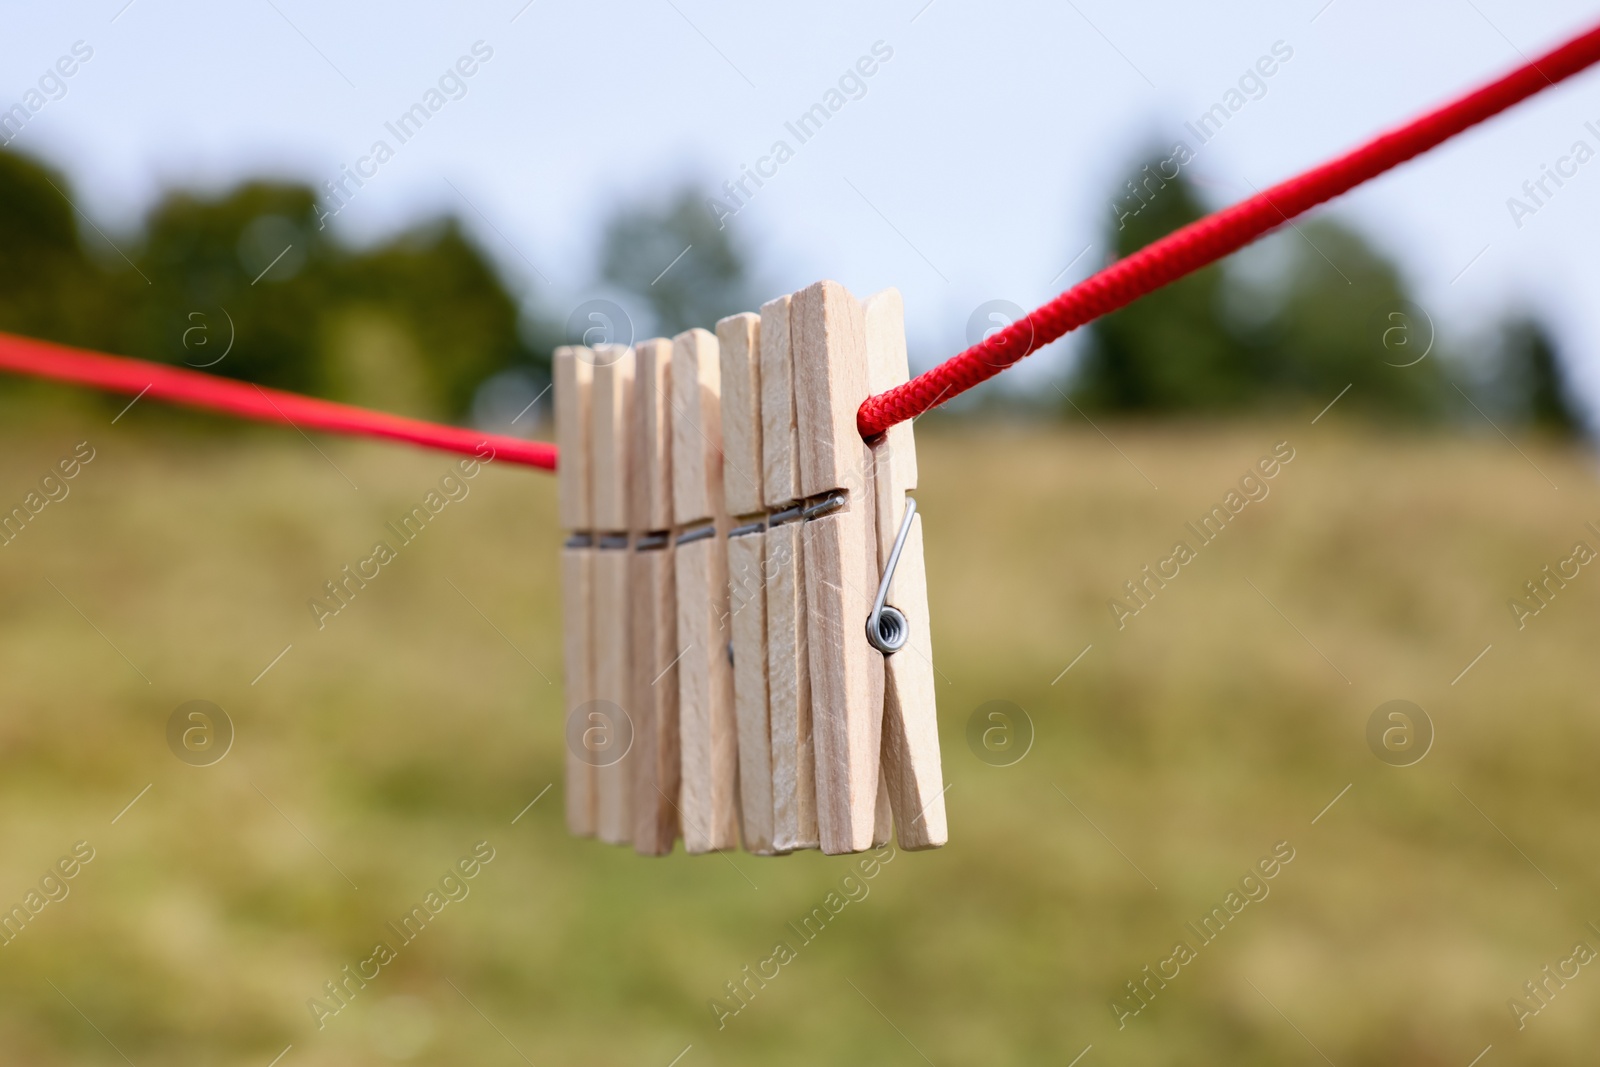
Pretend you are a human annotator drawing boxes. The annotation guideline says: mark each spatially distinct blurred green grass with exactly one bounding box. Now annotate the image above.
[2,392,1600,1065]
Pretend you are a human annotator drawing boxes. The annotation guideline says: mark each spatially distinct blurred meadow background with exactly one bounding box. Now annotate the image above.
[5,1,1600,1064]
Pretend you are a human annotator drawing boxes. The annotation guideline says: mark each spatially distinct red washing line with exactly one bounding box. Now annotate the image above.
[3,19,1599,463]
[856,17,1600,438]
[0,332,558,470]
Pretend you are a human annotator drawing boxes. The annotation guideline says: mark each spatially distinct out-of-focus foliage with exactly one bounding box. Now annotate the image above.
[1483,315,1585,437]
[0,149,547,421]
[131,183,337,398]
[1073,156,1258,412]
[1236,218,1450,417]
[1071,149,1581,428]
[598,184,755,338]
[0,151,122,354]
[2,141,1584,436]
[330,217,538,419]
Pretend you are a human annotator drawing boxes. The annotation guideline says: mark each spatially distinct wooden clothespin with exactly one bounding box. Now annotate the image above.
[863,289,946,850]
[717,312,778,855]
[759,294,820,852]
[630,338,680,855]
[554,346,596,837]
[791,280,886,855]
[591,343,635,846]
[558,285,946,858]
[672,328,741,853]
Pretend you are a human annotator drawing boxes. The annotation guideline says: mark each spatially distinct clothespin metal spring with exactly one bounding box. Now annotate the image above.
[866,497,916,656]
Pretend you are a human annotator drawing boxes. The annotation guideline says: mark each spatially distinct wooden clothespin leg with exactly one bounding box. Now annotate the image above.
[554,346,597,837]
[630,338,680,855]
[591,344,636,846]
[792,280,885,855]
[718,311,778,855]
[672,328,741,853]
[863,290,947,850]
[759,295,819,853]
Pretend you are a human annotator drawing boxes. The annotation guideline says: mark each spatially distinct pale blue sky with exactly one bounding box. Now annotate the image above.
[4,0,1600,411]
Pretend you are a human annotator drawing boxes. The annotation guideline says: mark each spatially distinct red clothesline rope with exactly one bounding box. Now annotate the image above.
[856,18,1600,438]
[3,20,1599,465]
[0,331,557,470]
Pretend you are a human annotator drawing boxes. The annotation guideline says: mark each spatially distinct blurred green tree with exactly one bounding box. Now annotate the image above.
[335,218,540,419]
[1486,315,1584,437]
[1072,149,1450,418]
[1242,218,1448,417]
[0,148,549,421]
[598,184,753,337]
[0,150,128,353]
[129,181,334,395]
[1072,151,1256,411]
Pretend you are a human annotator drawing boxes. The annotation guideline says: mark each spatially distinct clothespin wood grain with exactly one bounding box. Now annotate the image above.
[718,311,778,855]
[792,280,885,855]
[863,289,946,850]
[760,294,820,853]
[555,346,597,837]
[673,328,740,853]
[630,338,680,855]
[591,344,636,846]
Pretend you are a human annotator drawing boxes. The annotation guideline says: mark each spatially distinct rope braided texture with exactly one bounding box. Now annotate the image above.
[856,19,1600,439]
[0,331,558,470]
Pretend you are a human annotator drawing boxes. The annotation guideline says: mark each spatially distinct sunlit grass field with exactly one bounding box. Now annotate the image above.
[3,388,1600,1066]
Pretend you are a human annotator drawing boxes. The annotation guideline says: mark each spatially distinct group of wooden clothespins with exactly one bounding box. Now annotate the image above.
[555,280,946,857]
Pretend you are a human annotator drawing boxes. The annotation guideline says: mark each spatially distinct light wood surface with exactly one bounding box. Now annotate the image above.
[874,768,893,848]
[631,339,675,532]
[629,337,678,854]
[671,329,724,528]
[591,345,635,533]
[876,513,944,848]
[717,313,764,518]
[554,346,593,531]
[631,540,680,854]
[593,543,633,844]
[793,281,871,499]
[562,290,945,855]
[727,530,774,853]
[758,295,801,510]
[718,312,776,853]
[758,296,817,852]
[793,280,885,854]
[862,290,918,560]
[555,346,596,836]
[590,345,635,845]
[559,545,596,836]
[863,289,947,850]
[799,507,883,853]
[672,328,739,852]
[765,519,817,851]
[676,535,740,852]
